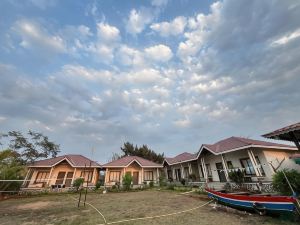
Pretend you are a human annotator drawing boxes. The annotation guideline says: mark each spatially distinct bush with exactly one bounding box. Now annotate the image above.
[167,183,175,190]
[228,169,244,185]
[73,178,84,191]
[188,173,196,182]
[149,181,154,188]
[159,175,167,187]
[180,178,186,186]
[272,169,300,196]
[122,173,132,191]
[95,181,101,190]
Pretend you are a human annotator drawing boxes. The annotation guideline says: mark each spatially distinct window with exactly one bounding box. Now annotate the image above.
[35,171,49,183]
[109,171,120,182]
[80,170,93,182]
[206,164,212,177]
[227,161,234,169]
[144,171,153,181]
[240,158,256,175]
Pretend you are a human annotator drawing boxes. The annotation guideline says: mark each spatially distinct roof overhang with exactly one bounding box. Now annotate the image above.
[28,157,101,168]
[103,159,163,168]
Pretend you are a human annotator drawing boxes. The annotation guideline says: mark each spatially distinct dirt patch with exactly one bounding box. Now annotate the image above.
[17,201,53,210]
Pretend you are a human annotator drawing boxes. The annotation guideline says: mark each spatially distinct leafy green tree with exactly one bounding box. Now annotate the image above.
[73,178,84,192]
[228,169,244,185]
[272,169,300,195]
[122,173,132,191]
[0,149,26,193]
[0,130,60,163]
[120,142,164,163]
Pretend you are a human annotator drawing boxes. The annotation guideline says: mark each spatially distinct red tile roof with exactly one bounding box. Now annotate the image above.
[102,156,163,168]
[262,122,300,141]
[164,152,197,165]
[29,154,101,168]
[202,136,296,154]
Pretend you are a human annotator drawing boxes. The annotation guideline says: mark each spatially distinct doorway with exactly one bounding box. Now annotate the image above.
[216,162,227,182]
[132,172,139,185]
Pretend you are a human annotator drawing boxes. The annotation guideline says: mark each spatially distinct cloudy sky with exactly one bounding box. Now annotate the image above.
[0,0,300,163]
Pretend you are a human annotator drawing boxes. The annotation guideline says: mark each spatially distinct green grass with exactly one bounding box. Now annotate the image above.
[0,190,297,225]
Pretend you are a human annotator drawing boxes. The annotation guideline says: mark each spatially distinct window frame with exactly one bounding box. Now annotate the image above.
[109,171,121,182]
[240,158,256,176]
[144,171,154,181]
[80,170,93,182]
[34,171,50,184]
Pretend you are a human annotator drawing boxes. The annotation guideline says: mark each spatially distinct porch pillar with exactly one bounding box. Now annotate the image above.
[71,168,77,185]
[22,168,31,187]
[172,167,176,180]
[221,154,229,181]
[180,164,184,179]
[141,168,144,183]
[92,168,97,184]
[47,167,54,186]
[156,168,160,183]
[188,163,192,174]
[104,168,109,185]
[164,167,168,179]
[247,149,262,177]
[197,161,203,180]
[200,158,208,182]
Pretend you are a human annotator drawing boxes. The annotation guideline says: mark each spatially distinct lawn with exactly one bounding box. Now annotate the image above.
[0,190,297,225]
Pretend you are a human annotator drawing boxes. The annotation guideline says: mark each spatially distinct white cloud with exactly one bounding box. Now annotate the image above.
[271,29,300,46]
[150,16,187,37]
[125,8,154,34]
[126,68,163,84]
[117,45,145,67]
[144,44,173,62]
[97,22,120,42]
[12,19,65,53]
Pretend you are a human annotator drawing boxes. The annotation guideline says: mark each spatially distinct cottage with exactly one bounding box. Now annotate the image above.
[164,137,299,187]
[102,156,163,187]
[22,154,101,189]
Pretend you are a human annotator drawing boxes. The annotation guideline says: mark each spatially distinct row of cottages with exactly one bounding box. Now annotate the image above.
[164,136,299,187]
[102,156,163,186]
[23,155,101,189]
[22,155,163,189]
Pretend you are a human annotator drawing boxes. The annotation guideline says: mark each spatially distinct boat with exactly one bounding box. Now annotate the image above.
[205,188,300,216]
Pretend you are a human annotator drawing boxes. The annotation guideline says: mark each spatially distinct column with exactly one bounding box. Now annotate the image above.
[141,168,144,183]
[92,168,97,184]
[247,149,262,176]
[156,168,160,183]
[180,164,184,179]
[104,168,109,185]
[71,168,77,185]
[201,158,208,181]
[188,163,192,174]
[47,167,54,186]
[164,167,168,179]
[197,161,203,180]
[172,167,176,180]
[221,154,229,181]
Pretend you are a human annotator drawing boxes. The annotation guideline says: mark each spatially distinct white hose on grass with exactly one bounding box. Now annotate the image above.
[98,199,213,225]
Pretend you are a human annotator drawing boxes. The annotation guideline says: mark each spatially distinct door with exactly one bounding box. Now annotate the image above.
[55,172,66,185]
[65,172,74,187]
[132,172,139,185]
[216,163,227,182]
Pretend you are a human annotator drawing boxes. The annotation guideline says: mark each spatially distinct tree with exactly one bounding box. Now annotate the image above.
[0,130,60,164]
[120,142,164,163]
[122,173,132,191]
[0,149,26,193]
[272,169,300,195]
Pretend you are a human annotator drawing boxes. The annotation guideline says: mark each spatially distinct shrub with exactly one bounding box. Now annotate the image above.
[73,178,84,191]
[122,173,132,191]
[228,169,244,185]
[272,169,300,196]
[188,173,196,182]
[167,183,175,190]
[159,175,167,187]
[95,181,101,190]
[180,178,186,186]
[149,181,154,188]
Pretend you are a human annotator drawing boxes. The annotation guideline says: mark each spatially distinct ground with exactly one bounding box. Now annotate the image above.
[0,190,297,225]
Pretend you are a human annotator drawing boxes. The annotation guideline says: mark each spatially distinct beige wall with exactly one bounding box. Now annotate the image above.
[27,162,99,188]
[104,163,161,186]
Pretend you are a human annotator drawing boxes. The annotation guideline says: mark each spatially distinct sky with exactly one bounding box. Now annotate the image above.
[0,0,300,163]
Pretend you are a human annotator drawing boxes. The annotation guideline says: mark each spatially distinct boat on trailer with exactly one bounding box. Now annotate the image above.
[205,188,300,216]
